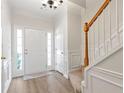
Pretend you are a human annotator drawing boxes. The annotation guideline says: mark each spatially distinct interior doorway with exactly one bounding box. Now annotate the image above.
[55,27,65,75]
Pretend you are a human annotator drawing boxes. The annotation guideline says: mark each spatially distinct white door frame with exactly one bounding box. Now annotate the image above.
[12,25,54,77]
[23,28,54,72]
[46,32,54,70]
[0,0,2,91]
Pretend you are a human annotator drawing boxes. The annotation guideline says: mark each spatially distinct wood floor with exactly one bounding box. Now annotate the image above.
[7,71,74,93]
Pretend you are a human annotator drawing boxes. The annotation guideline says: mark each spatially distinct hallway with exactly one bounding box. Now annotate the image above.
[1,0,123,93]
[7,71,74,93]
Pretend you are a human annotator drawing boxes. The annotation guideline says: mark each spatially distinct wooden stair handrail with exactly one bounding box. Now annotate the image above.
[83,0,111,67]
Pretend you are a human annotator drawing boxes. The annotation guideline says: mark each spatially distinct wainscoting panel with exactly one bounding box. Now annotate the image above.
[69,50,81,70]
[119,26,123,45]
[82,0,123,92]
[99,43,105,57]
[83,67,123,93]
[105,39,111,54]
[118,0,123,31]
[94,47,99,60]
[90,75,122,93]
[2,60,12,93]
[111,32,119,49]
[88,0,123,63]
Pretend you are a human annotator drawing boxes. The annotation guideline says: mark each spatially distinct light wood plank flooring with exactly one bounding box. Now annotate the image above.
[7,71,74,93]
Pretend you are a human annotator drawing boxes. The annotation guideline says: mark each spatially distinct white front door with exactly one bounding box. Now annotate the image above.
[55,28,64,74]
[24,29,47,75]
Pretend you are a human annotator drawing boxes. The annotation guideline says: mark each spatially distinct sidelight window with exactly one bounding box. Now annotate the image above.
[16,29,23,70]
[47,32,52,66]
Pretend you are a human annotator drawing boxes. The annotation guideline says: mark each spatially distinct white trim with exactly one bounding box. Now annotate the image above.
[12,27,54,78]
[81,81,86,93]
[69,66,81,72]
[70,56,81,69]
[111,31,118,40]
[2,60,12,93]
[118,26,123,33]
[83,0,123,92]
[84,66,123,91]
[3,78,11,93]
[111,31,120,49]
[90,73,123,88]
[69,49,81,70]
[94,67,123,79]
[12,25,25,77]
[105,38,111,53]
[99,43,105,57]
[83,45,123,88]
[68,49,81,53]
[90,67,123,87]
[81,80,86,87]
[63,74,69,79]
[118,26,123,45]
[86,44,123,71]
[23,71,53,80]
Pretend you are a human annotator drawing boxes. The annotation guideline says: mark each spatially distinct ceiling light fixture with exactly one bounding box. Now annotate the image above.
[41,0,63,9]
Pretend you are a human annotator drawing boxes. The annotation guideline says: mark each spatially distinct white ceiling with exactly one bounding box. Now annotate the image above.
[8,0,63,19]
[69,0,86,8]
[86,0,103,9]
[8,0,86,19]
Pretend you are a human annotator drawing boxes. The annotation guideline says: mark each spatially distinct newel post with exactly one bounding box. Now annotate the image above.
[83,23,89,67]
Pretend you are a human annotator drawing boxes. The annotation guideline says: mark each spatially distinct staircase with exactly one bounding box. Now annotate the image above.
[69,0,110,93]
[69,0,123,93]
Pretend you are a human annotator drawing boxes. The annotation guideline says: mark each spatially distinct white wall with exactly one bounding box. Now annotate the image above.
[67,2,85,71]
[12,13,54,31]
[1,0,12,92]
[54,1,86,77]
[68,3,82,51]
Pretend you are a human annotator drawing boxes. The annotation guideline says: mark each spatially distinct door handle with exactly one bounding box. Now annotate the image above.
[24,52,28,55]
[61,52,64,54]
[1,57,6,60]
[24,49,28,55]
[25,49,28,51]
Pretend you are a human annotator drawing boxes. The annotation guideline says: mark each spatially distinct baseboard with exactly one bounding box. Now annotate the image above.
[23,71,54,80]
[63,74,69,79]
[3,78,12,93]
[69,66,81,73]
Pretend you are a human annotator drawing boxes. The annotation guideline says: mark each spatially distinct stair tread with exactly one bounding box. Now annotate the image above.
[69,69,83,93]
